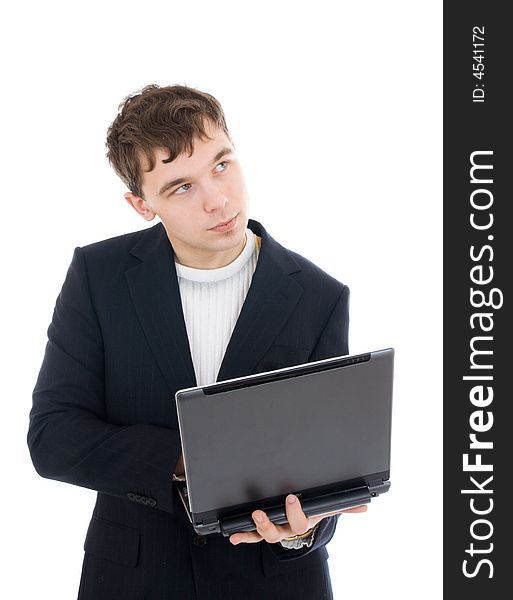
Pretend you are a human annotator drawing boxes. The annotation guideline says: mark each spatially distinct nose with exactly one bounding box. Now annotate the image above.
[202,181,228,212]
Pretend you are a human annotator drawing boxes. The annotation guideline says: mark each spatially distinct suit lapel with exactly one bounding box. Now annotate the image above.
[125,224,197,393]
[216,219,304,381]
[125,219,304,393]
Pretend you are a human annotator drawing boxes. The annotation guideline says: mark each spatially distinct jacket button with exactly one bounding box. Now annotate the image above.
[193,535,207,547]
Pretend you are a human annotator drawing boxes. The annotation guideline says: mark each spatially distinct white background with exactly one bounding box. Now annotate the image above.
[1,1,442,598]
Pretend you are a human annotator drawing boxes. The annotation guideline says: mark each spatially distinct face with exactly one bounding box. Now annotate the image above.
[124,120,250,269]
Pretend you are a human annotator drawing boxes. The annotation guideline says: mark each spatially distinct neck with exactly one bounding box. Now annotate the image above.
[173,233,247,269]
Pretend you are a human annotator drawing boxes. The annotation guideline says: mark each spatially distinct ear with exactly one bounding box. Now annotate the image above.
[124,192,156,221]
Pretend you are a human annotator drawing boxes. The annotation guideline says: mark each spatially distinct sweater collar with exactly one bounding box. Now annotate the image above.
[175,228,257,283]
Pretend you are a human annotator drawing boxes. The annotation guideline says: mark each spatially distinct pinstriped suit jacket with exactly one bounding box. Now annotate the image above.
[28,218,350,600]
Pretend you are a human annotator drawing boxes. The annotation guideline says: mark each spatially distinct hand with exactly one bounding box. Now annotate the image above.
[229,494,367,545]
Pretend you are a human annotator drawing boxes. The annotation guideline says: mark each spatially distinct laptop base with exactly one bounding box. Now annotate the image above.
[175,478,390,536]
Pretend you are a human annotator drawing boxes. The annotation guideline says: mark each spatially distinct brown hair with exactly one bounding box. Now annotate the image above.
[106,84,230,199]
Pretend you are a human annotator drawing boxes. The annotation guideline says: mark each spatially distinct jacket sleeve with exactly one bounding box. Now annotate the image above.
[27,247,181,514]
[269,284,350,561]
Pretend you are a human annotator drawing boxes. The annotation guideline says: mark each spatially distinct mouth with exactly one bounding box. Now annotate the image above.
[209,214,239,231]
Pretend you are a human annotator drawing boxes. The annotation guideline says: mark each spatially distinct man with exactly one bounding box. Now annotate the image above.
[28,84,365,599]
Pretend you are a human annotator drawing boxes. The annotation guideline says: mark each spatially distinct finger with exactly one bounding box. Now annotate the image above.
[230,531,263,545]
[284,494,310,535]
[342,505,368,513]
[310,504,369,520]
[252,510,284,543]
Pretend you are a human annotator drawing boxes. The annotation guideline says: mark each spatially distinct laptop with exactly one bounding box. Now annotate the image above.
[174,348,394,536]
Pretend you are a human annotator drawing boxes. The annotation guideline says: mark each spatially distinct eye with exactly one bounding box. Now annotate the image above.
[174,183,192,195]
[170,161,230,196]
[214,160,230,173]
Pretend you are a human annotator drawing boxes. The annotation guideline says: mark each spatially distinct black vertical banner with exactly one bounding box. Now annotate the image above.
[444,3,511,598]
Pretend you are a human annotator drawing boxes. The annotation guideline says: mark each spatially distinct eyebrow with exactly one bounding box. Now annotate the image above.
[157,147,234,197]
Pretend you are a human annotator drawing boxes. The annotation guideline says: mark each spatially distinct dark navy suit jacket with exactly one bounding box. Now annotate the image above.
[28,218,350,600]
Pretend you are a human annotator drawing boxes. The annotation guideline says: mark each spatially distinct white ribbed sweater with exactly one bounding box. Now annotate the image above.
[175,228,261,386]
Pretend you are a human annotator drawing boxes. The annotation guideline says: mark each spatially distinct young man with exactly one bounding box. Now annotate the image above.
[28,84,365,599]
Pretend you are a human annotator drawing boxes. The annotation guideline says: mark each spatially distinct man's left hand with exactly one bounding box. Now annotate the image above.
[229,494,367,545]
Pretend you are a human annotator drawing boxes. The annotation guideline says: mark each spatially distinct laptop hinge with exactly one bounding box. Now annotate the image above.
[190,515,221,536]
[219,485,372,537]
[367,479,391,497]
